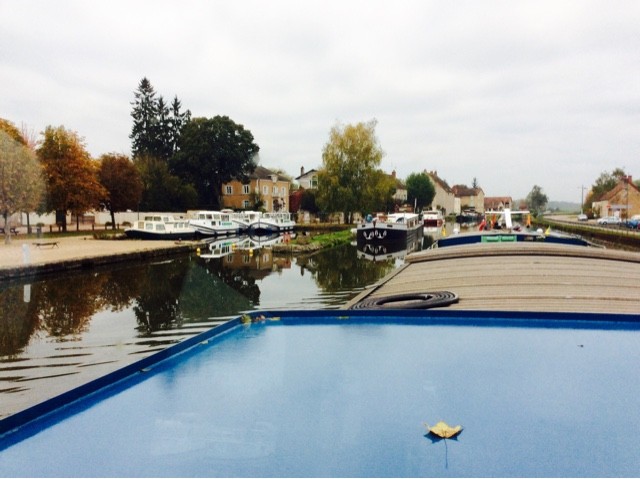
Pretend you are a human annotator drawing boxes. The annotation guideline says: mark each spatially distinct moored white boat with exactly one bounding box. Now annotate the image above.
[422,209,444,228]
[230,211,262,233]
[199,233,289,259]
[248,212,296,236]
[125,214,196,240]
[189,210,240,237]
[456,209,483,227]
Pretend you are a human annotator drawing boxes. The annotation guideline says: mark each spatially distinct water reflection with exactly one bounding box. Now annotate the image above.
[356,236,424,262]
[0,238,400,418]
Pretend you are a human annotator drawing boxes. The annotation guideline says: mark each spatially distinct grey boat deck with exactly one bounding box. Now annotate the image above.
[345,242,640,315]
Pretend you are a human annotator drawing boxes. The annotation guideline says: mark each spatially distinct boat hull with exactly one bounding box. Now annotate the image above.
[124,229,196,240]
[248,219,295,236]
[191,224,240,238]
[423,219,443,227]
[435,231,594,248]
[356,223,423,247]
[248,220,280,236]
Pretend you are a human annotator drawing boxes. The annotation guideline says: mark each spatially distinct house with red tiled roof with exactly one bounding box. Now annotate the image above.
[592,176,640,219]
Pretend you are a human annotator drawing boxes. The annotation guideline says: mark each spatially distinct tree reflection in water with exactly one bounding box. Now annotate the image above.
[302,244,398,292]
[0,244,401,357]
[0,285,40,357]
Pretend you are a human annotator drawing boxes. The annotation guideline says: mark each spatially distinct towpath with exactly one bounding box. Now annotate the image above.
[0,235,199,279]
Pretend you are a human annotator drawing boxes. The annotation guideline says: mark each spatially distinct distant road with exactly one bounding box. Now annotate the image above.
[544,214,640,244]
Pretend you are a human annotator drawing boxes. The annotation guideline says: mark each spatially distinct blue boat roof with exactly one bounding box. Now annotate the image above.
[1,309,640,477]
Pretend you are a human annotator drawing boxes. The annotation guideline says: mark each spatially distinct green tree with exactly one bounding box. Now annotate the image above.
[585,168,627,205]
[526,184,548,216]
[169,96,190,156]
[37,126,106,231]
[364,169,396,213]
[300,189,319,214]
[134,154,197,211]
[98,153,144,229]
[130,78,190,162]
[171,116,259,209]
[316,120,389,222]
[130,77,160,159]
[406,172,435,211]
[248,190,265,211]
[156,96,172,161]
[0,131,45,243]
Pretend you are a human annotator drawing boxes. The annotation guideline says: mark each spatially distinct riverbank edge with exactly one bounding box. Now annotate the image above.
[0,229,354,281]
[0,243,199,281]
[538,217,640,251]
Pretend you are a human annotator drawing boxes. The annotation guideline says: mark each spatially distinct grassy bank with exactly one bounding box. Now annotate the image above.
[273,227,353,253]
[295,228,353,247]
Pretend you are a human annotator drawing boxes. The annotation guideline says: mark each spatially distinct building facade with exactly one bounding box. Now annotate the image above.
[222,166,291,212]
[592,176,640,218]
[295,166,319,190]
[452,185,485,214]
[484,196,513,211]
[390,170,408,204]
[424,170,455,215]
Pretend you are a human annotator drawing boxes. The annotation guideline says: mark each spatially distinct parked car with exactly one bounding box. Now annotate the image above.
[624,215,640,229]
[596,216,621,225]
[577,214,588,221]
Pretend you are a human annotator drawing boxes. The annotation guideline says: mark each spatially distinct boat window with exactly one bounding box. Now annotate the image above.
[145,223,153,230]
[156,224,165,231]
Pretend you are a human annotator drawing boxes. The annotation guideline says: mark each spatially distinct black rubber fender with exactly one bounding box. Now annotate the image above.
[349,291,459,310]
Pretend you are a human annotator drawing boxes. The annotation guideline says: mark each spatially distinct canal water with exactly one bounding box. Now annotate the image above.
[1,238,432,418]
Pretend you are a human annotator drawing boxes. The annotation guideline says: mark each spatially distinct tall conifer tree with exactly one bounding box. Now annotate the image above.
[130,77,160,159]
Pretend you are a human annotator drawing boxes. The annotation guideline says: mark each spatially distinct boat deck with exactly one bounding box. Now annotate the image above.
[345,242,640,314]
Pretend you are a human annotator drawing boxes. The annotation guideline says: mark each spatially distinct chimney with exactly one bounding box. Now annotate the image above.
[300,166,305,177]
[392,170,396,179]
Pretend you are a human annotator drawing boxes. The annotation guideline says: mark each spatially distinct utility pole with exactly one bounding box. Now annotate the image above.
[579,185,586,214]
[626,176,629,221]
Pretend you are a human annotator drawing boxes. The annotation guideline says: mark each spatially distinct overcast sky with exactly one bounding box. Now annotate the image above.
[1,0,639,202]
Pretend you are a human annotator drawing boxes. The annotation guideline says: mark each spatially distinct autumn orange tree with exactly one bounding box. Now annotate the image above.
[37,126,106,232]
[98,153,143,229]
[0,127,45,243]
[0,118,27,146]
